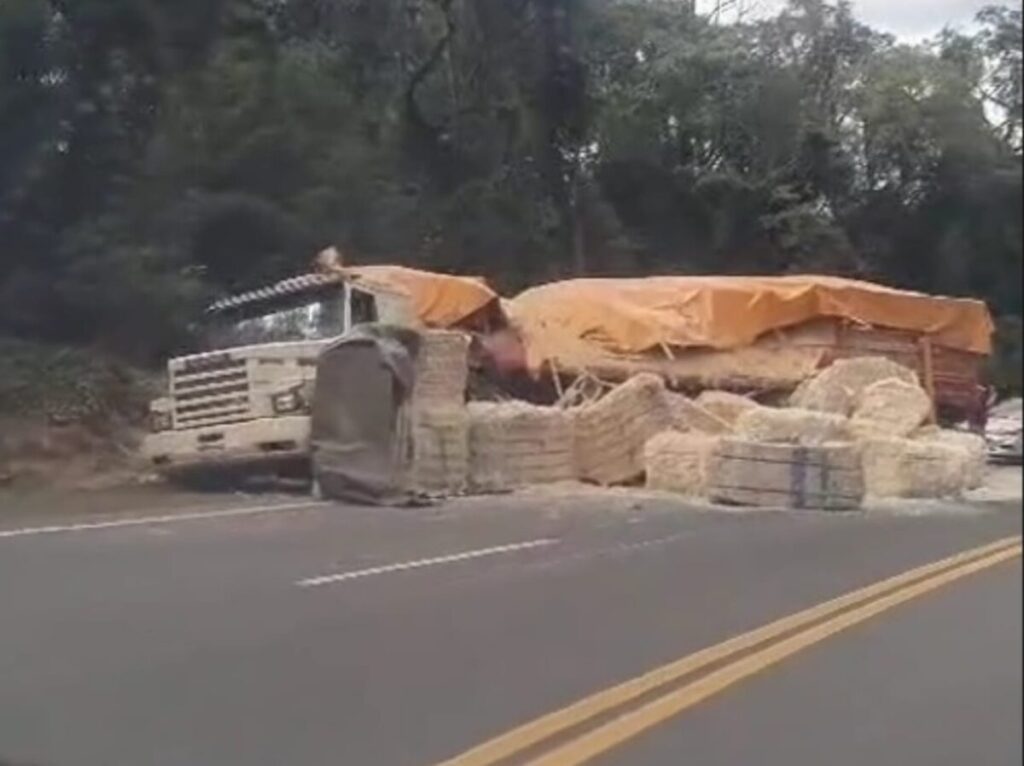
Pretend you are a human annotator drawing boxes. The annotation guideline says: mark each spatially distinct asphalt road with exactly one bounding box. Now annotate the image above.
[0,487,1019,766]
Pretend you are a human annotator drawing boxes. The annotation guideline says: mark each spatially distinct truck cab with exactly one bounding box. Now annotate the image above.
[143,273,415,478]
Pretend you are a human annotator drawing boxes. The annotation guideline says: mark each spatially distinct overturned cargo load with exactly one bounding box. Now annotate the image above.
[503,275,994,425]
[310,326,472,505]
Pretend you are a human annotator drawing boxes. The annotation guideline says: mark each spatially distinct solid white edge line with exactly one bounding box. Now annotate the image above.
[298,538,560,587]
[0,501,329,540]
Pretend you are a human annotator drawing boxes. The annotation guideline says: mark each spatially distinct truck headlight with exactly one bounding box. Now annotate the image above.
[272,390,301,414]
[150,410,173,433]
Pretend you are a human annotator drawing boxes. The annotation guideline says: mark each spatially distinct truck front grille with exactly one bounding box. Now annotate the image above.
[171,357,252,428]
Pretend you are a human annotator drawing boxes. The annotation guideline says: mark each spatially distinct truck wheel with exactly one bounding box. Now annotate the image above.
[174,468,238,493]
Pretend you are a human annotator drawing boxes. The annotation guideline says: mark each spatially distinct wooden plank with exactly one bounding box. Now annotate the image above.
[919,337,938,425]
[709,455,864,498]
[715,438,862,471]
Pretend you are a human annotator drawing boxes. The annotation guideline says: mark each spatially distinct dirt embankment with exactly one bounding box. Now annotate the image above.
[0,340,161,490]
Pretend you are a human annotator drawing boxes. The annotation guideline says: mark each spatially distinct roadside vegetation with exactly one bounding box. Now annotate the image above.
[1,0,1020,389]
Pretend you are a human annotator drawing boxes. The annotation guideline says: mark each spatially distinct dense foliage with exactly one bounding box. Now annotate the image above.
[1,0,1021,364]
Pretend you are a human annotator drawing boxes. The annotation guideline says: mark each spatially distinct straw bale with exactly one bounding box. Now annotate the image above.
[468,402,574,491]
[707,438,863,510]
[413,331,470,405]
[736,406,853,446]
[410,405,469,493]
[850,377,931,437]
[573,374,671,485]
[644,431,720,496]
[790,357,919,415]
[860,437,970,499]
[913,428,987,490]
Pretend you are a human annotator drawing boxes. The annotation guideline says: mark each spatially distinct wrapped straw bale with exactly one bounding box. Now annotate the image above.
[573,374,671,485]
[467,402,574,492]
[790,357,919,416]
[736,406,852,446]
[644,431,720,496]
[707,438,864,510]
[860,437,970,499]
[412,331,471,405]
[850,377,931,437]
[410,405,469,494]
[665,392,732,435]
[694,391,761,426]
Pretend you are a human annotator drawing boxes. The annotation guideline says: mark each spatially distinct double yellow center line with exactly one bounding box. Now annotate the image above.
[436,536,1022,766]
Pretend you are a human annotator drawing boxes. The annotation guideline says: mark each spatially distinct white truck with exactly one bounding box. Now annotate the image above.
[143,272,416,479]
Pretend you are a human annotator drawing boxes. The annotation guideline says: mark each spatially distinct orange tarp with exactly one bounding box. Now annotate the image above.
[349,265,499,329]
[507,275,994,369]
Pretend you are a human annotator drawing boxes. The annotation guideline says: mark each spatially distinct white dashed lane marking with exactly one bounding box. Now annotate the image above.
[297,538,560,588]
[0,501,328,540]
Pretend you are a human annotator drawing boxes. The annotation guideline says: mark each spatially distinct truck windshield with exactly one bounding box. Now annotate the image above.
[204,289,347,350]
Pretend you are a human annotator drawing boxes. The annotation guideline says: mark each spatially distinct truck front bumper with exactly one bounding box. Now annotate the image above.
[142,416,312,474]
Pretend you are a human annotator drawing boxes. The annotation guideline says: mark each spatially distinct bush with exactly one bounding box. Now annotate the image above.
[0,339,159,427]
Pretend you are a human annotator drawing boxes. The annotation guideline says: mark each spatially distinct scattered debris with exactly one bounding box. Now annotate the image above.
[556,372,614,410]
[665,393,733,435]
[694,391,761,426]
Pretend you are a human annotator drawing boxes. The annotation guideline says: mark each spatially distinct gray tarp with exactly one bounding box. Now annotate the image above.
[311,325,426,505]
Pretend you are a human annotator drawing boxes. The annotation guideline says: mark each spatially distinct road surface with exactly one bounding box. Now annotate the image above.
[0,486,1019,766]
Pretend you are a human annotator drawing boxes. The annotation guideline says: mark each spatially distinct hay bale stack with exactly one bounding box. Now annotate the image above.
[736,406,852,446]
[694,391,761,426]
[412,331,471,405]
[665,393,733,435]
[850,377,932,437]
[573,373,671,485]
[860,437,970,499]
[467,402,574,492]
[644,431,721,496]
[410,405,469,494]
[708,438,863,510]
[790,357,919,415]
